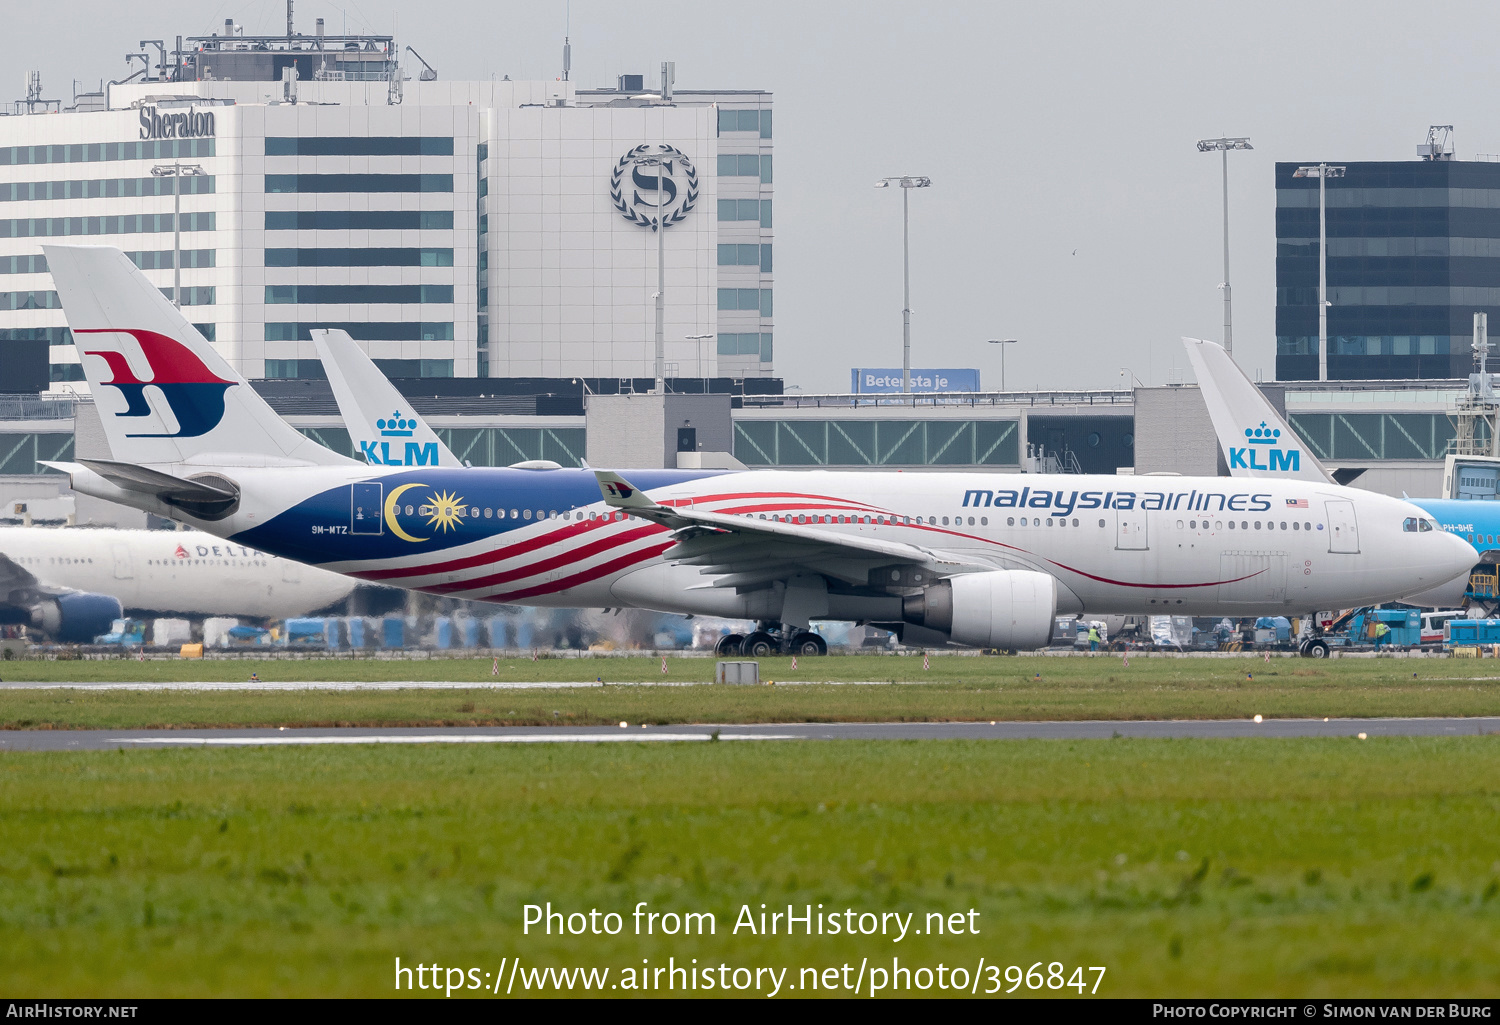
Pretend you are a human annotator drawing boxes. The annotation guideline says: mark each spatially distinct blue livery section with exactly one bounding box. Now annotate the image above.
[1412,497,1495,554]
[230,467,725,566]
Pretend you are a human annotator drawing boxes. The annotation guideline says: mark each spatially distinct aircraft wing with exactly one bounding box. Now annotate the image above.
[1182,337,1334,483]
[312,329,461,467]
[593,470,980,589]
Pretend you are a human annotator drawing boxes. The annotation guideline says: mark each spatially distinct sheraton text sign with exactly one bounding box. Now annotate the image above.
[138,106,216,141]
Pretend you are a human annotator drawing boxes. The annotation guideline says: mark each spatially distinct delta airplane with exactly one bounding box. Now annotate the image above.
[0,526,358,642]
[39,246,1476,656]
[1184,336,1494,596]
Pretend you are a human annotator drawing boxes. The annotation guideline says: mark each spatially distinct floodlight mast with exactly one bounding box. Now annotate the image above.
[1293,163,1346,381]
[150,162,206,307]
[875,176,932,393]
[1196,137,1252,360]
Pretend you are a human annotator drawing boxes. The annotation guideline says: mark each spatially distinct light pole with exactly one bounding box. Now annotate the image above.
[987,338,1017,391]
[150,162,206,307]
[1293,163,1346,381]
[1195,137,1252,358]
[686,333,714,379]
[875,176,932,393]
[632,155,673,394]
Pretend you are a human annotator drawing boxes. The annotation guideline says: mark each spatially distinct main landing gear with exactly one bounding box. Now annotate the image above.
[715,624,828,657]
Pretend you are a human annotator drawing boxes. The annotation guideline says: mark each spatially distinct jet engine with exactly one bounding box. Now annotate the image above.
[28,593,125,643]
[902,570,1056,650]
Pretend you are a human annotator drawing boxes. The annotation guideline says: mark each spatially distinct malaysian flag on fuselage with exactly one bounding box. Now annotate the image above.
[1285,498,1309,508]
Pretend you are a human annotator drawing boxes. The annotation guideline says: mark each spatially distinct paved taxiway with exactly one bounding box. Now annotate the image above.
[2,717,1497,750]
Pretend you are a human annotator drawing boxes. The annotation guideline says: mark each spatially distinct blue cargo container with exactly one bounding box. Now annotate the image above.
[381,617,404,649]
[460,618,481,648]
[1445,619,1500,647]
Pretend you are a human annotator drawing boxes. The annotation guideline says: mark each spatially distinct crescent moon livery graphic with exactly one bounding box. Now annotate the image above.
[384,483,430,543]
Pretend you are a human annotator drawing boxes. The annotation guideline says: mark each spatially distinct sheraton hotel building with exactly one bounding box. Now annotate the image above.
[0,26,775,394]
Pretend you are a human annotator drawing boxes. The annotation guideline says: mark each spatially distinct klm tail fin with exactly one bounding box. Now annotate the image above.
[45,245,351,468]
[311,328,460,467]
[1181,337,1333,483]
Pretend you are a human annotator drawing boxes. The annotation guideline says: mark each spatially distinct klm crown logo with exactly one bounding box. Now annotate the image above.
[1230,421,1301,472]
[377,412,414,438]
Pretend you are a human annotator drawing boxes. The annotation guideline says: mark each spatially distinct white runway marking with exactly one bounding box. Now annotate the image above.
[114,732,799,745]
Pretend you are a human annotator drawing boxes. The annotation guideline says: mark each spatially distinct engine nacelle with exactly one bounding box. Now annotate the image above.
[29,593,125,643]
[902,570,1056,650]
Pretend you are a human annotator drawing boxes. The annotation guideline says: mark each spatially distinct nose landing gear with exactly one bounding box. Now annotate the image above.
[1297,637,1330,658]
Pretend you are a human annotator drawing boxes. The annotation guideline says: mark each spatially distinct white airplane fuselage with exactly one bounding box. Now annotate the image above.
[0,526,356,618]
[63,464,1477,623]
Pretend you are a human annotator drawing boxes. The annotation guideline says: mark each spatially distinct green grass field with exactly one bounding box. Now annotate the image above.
[2,656,1499,728]
[3,738,1498,997]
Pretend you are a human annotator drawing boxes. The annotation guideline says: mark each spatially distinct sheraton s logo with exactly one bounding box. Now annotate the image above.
[1230,421,1302,473]
[361,410,438,466]
[77,328,234,438]
[610,144,698,231]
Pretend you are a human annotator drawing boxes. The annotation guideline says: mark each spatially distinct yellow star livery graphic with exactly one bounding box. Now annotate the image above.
[425,490,468,532]
[383,484,468,543]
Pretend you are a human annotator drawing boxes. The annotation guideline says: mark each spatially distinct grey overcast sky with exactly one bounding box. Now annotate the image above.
[15,1,1499,391]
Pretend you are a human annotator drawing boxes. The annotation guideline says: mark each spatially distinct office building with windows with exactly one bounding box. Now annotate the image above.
[0,29,773,391]
[1275,157,1500,380]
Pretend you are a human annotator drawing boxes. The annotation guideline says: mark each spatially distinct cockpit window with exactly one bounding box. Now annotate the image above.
[1402,517,1419,532]
[1419,518,1434,532]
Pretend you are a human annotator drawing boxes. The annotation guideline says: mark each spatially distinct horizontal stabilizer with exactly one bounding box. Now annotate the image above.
[78,458,237,504]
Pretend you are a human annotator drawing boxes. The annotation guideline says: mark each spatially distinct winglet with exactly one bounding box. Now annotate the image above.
[593,470,656,509]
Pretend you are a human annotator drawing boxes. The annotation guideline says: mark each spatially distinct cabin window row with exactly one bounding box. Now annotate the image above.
[1178,518,1316,531]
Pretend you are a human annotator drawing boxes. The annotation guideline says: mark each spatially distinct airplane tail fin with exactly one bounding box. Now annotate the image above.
[1181,337,1333,483]
[44,245,351,468]
[311,328,460,467]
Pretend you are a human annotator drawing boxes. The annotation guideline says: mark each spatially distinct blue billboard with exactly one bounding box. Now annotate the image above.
[851,368,981,394]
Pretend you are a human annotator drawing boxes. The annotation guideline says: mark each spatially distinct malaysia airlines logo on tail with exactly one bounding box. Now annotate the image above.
[77,328,234,438]
[602,481,635,500]
[1230,422,1302,473]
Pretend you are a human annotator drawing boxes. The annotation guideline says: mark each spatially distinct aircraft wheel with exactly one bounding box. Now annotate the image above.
[716,634,744,657]
[790,631,827,656]
[1306,639,1330,659]
[742,631,779,657]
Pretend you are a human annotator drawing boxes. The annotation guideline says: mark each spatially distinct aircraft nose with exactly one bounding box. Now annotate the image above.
[1440,529,1480,578]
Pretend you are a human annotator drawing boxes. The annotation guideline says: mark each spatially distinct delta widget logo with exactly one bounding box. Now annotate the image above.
[77,328,233,438]
[1229,421,1302,472]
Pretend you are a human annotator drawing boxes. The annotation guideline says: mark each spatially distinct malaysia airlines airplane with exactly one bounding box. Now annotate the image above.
[39,246,1476,655]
